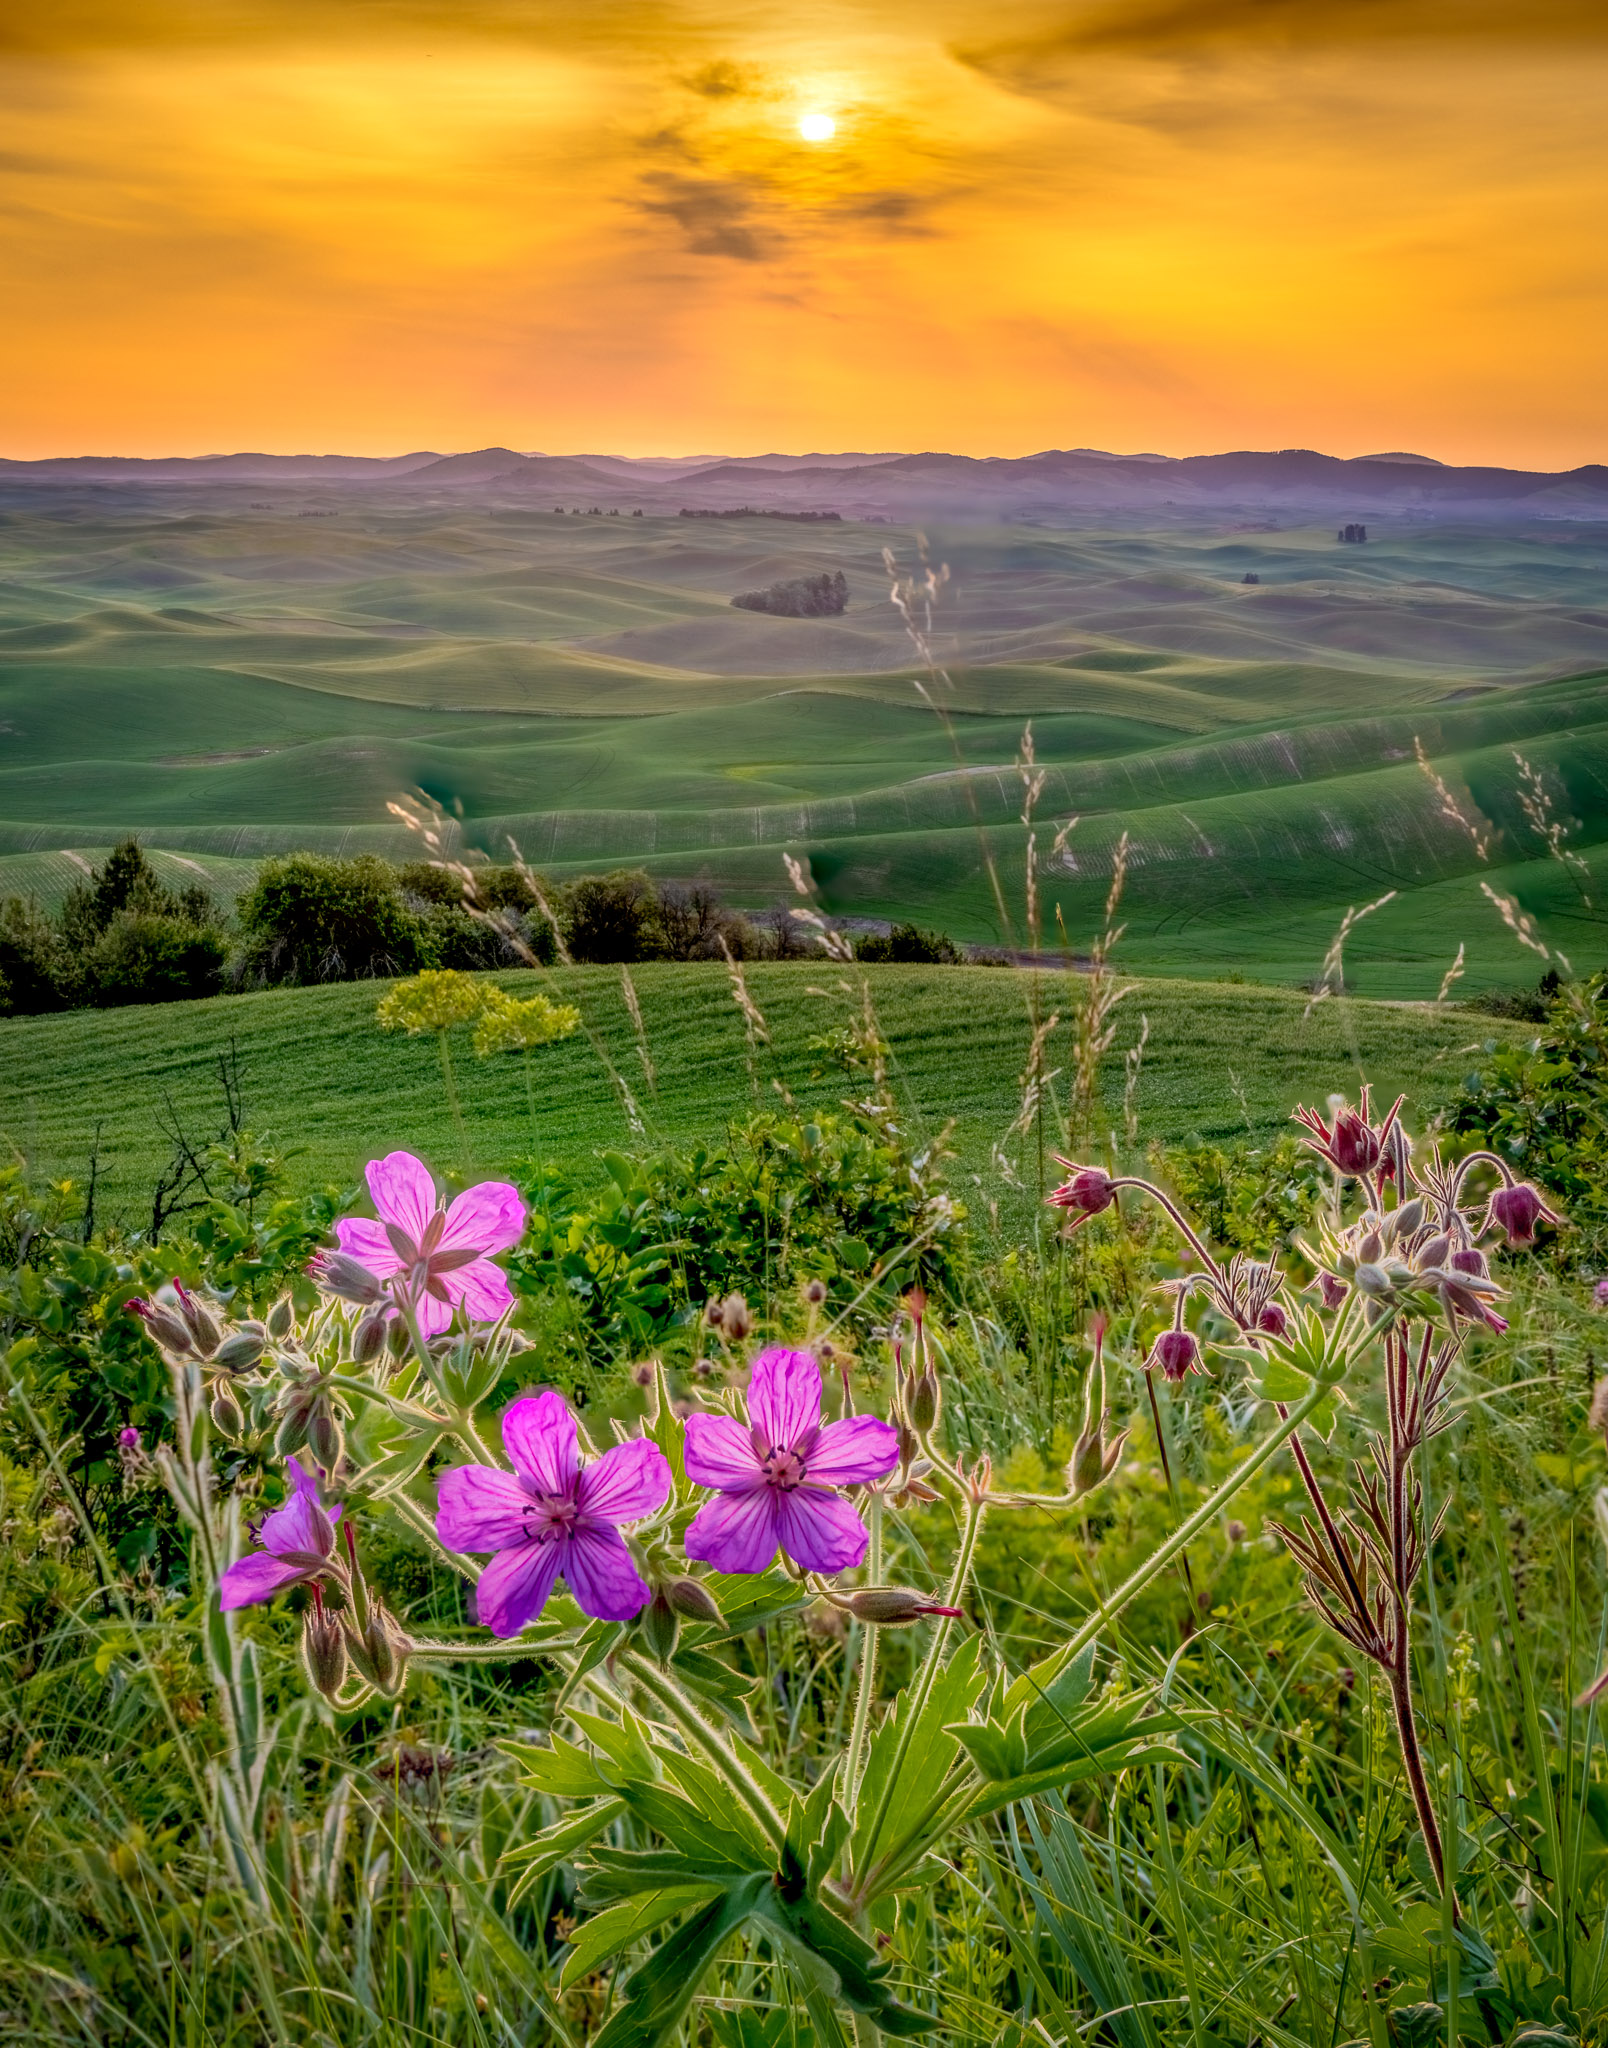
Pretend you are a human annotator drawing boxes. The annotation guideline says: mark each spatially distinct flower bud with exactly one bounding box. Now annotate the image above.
[310,1251,385,1306]
[908,1369,940,1435]
[720,1293,752,1342]
[1451,1246,1487,1278]
[210,1385,245,1439]
[352,1309,389,1364]
[1353,1262,1392,1297]
[1489,1181,1560,1248]
[266,1295,295,1341]
[1256,1302,1289,1339]
[704,1297,725,1330]
[127,1299,194,1353]
[214,1329,267,1373]
[307,1405,343,1471]
[1146,1328,1202,1382]
[1318,1272,1348,1309]
[1357,1229,1384,1265]
[805,1278,827,1306]
[845,1587,965,1626]
[1046,1162,1117,1228]
[174,1282,222,1358]
[1387,1197,1426,1242]
[639,1591,679,1664]
[273,1388,316,1457]
[666,1576,724,1626]
[118,1425,141,1451]
[1330,1110,1381,1177]
[387,1316,411,1360]
[1417,1232,1452,1272]
[303,1595,348,1699]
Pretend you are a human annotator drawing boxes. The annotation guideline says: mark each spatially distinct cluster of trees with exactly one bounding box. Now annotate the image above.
[731,571,849,618]
[0,841,972,1018]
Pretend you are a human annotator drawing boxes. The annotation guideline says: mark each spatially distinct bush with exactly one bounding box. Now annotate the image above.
[855,921,962,965]
[87,912,228,1006]
[0,896,75,1014]
[655,880,752,961]
[236,853,427,986]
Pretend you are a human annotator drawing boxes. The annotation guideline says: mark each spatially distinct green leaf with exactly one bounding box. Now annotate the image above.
[1251,1353,1313,1405]
[582,1844,768,1902]
[501,1734,612,1799]
[502,1799,625,1907]
[836,1235,871,1271]
[567,1707,661,1791]
[559,1883,722,1991]
[948,1705,1028,1783]
[622,1782,770,1870]
[851,1633,988,1880]
[592,1874,772,2048]
[750,1848,935,2037]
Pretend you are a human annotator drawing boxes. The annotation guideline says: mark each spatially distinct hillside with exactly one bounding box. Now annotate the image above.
[0,962,1506,1227]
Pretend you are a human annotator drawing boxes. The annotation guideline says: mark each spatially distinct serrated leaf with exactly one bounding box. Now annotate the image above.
[851,1633,988,1878]
[591,1874,771,2048]
[502,1798,625,1906]
[623,1782,769,1870]
[500,1735,611,1800]
[559,1883,722,1991]
[582,1844,768,1902]
[948,1705,1028,1784]
[653,1752,773,1860]
[749,1848,934,2037]
[568,1708,660,1790]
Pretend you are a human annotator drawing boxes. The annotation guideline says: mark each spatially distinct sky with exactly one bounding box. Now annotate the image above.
[1,1,1605,466]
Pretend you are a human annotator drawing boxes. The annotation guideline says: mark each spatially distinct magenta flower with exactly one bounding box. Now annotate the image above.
[436,1392,671,1634]
[682,1348,899,1578]
[219,1457,341,1611]
[326,1151,526,1339]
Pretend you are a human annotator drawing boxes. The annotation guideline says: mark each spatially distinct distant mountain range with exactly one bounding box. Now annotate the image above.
[2,443,1604,519]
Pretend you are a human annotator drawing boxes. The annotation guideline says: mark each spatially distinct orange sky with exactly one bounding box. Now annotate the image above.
[1,1,1605,466]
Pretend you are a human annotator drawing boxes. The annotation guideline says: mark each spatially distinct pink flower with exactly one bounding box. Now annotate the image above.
[682,1348,899,1578]
[325,1151,526,1339]
[1487,1181,1562,1249]
[435,1392,671,1634]
[1293,1099,1382,1177]
[1145,1329,1203,1383]
[1046,1161,1118,1233]
[219,1457,341,1611]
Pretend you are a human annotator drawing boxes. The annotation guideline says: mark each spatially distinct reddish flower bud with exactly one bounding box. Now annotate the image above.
[1318,1272,1348,1310]
[1256,1302,1290,1338]
[1488,1181,1561,1248]
[127,1299,194,1353]
[1046,1162,1117,1230]
[845,1587,965,1625]
[1450,1246,1487,1277]
[118,1425,141,1450]
[1147,1328,1202,1382]
[309,1251,385,1306]
[1294,1100,1382,1177]
[173,1281,222,1358]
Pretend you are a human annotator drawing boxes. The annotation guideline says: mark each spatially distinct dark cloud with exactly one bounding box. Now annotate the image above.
[682,58,761,99]
[635,171,767,261]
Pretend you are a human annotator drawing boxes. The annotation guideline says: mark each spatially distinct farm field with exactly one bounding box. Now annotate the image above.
[3,495,1608,994]
[0,961,1507,1228]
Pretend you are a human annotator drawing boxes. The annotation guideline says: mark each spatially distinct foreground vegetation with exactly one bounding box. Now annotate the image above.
[4,930,1608,2043]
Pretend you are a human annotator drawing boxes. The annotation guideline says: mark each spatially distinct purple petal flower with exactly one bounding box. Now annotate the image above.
[683,1347,899,1579]
[218,1456,341,1611]
[435,1392,671,1635]
[327,1149,526,1337]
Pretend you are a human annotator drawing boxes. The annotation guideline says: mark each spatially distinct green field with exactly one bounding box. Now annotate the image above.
[4,497,1608,992]
[0,962,1509,1228]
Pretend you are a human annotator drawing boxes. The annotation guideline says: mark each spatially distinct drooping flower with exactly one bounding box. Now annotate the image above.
[1293,1097,1384,1177]
[321,1150,526,1338]
[682,1348,899,1577]
[1046,1161,1118,1232]
[1487,1180,1562,1248]
[1145,1328,1203,1383]
[218,1456,341,1611]
[436,1392,671,1634]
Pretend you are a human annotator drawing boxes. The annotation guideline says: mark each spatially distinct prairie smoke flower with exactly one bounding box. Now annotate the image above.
[1257,1302,1290,1338]
[323,1150,525,1339]
[1046,1161,1117,1231]
[1293,1099,1382,1177]
[1145,1328,1202,1383]
[219,1457,341,1611]
[683,1347,899,1576]
[435,1392,671,1633]
[1487,1180,1562,1248]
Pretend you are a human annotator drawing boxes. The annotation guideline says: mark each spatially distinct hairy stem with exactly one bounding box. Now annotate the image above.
[845,1491,884,1807]
[619,1649,786,1849]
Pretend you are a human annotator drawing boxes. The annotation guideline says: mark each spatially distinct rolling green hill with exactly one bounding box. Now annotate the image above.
[3,499,1606,993]
[0,962,1507,1231]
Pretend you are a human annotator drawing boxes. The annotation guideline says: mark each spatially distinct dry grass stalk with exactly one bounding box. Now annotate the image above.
[1066,832,1133,1150]
[1413,737,1493,860]
[1513,749,1592,903]
[719,934,770,1104]
[1479,880,1571,976]
[619,967,656,1097]
[1435,942,1467,1004]
[1302,889,1397,1021]
[1123,1012,1151,1147]
[1018,723,1048,954]
[783,854,853,963]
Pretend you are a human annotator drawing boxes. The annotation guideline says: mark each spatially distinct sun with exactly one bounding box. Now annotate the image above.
[797,112,836,143]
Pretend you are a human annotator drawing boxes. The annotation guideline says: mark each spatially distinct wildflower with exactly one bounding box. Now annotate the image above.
[1318,1272,1349,1309]
[324,1150,526,1338]
[844,1587,965,1625]
[375,969,492,1037]
[1257,1302,1290,1338]
[1145,1328,1202,1383]
[683,1347,899,1576]
[302,1586,348,1699]
[1487,1180,1562,1248]
[1596,1279,1608,1309]
[118,1425,140,1451]
[435,1392,671,1633]
[472,988,580,1057]
[1293,1097,1382,1177]
[126,1299,193,1353]
[218,1457,341,1611]
[1046,1161,1117,1231]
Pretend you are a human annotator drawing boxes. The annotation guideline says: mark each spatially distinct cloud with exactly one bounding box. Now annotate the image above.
[635,170,767,260]
[682,58,761,99]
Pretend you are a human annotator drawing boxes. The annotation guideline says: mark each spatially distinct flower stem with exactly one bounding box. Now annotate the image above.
[619,1648,786,1849]
[844,1492,884,1807]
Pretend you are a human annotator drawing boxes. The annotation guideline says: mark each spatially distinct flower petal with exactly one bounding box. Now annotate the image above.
[564,1523,652,1620]
[503,1391,579,1497]
[412,1286,454,1339]
[746,1348,822,1453]
[440,1179,526,1257]
[366,1151,438,1244]
[440,1257,514,1325]
[435,1464,531,1553]
[682,1411,763,1491]
[684,1487,782,1576]
[473,1538,564,1637]
[257,1465,335,1559]
[218,1552,304,1610]
[776,1487,870,1575]
[332,1217,405,1277]
[805,1414,900,1488]
[578,1437,672,1524]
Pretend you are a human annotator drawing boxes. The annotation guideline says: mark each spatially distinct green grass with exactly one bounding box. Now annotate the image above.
[4,501,1608,989]
[0,962,1507,1227]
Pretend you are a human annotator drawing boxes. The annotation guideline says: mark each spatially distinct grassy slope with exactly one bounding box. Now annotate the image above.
[0,962,1504,1230]
[4,503,1608,991]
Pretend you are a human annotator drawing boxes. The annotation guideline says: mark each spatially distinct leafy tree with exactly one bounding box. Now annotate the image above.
[236,853,427,986]
[565,870,658,963]
[856,922,962,965]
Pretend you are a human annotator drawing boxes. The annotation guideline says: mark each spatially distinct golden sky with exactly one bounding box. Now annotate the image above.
[1,1,1605,464]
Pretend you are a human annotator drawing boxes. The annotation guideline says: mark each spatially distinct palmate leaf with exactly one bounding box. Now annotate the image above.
[558,1882,722,1991]
[592,1875,773,2048]
[956,1693,1189,1823]
[500,1733,612,1800]
[751,1847,934,2038]
[850,1634,988,1877]
[501,1798,625,1908]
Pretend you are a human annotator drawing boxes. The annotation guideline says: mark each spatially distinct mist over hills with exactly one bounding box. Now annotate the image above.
[2,444,1605,520]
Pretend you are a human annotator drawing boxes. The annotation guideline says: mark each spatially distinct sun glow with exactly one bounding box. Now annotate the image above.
[797,111,835,143]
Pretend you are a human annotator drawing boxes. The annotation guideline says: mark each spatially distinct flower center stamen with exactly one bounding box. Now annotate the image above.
[760,1447,806,1491]
[523,1494,578,1543]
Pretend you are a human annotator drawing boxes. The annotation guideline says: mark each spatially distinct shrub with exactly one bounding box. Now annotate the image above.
[855,921,963,965]
[0,895,75,1014]
[236,853,426,986]
[655,880,752,961]
[564,869,658,963]
[87,911,229,1007]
